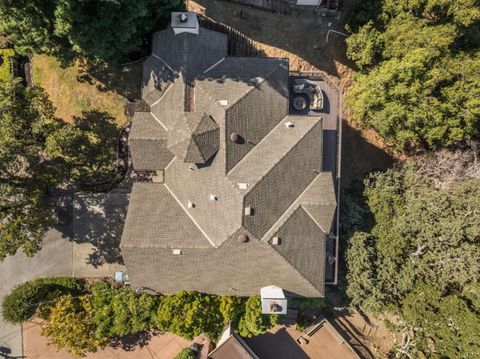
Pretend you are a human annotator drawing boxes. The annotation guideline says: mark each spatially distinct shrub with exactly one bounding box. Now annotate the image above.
[238,296,279,338]
[2,277,86,324]
[41,294,108,357]
[174,348,196,359]
[219,296,246,326]
[155,291,224,340]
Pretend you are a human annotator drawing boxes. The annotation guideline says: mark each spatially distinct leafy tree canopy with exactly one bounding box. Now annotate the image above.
[344,165,480,356]
[0,0,184,63]
[41,294,108,357]
[0,80,63,260]
[238,296,279,338]
[345,0,480,151]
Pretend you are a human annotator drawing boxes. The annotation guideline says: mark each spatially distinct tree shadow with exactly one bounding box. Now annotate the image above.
[246,327,310,359]
[110,331,152,351]
[72,191,129,267]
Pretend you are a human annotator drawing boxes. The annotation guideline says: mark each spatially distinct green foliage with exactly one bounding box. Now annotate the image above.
[90,282,159,338]
[293,297,326,331]
[45,110,118,187]
[0,81,63,260]
[1,277,86,324]
[155,291,224,340]
[238,296,279,338]
[0,0,184,63]
[219,295,246,326]
[174,348,196,359]
[41,294,108,357]
[344,165,480,356]
[0,49,15,82]
[345,0,480,151]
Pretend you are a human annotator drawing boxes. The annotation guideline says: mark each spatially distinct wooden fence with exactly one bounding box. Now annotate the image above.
[198,16,262,57]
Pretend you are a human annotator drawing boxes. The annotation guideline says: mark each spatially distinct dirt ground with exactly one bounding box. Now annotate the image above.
[189,0,396,186]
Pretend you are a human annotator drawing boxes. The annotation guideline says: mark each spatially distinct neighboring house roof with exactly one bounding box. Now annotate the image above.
[209,333,259,359]
[122,19,336,297]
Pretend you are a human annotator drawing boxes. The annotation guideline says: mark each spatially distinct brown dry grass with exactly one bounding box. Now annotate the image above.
[31,55,129,127]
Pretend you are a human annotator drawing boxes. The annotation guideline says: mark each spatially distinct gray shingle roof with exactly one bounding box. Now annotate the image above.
[184,114,219,164]
[121,183,211,249]
[128,112,174,171]
[151,27,227,82]
[122,23,336,297]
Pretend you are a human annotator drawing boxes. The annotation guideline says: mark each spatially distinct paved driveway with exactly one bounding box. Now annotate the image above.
[0,227,73,358]
[0,190,128,357]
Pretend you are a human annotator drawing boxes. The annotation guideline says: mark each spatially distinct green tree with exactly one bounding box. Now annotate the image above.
[219,296,245,326]
[45,110,118,187]
[54,0,183,63]
[2,277,86,324]
[238,296,278,338]
[0,0,61,56]
[344,165,480,356]
[41,294,108,357]
[89,282,158,338]
[345,0,480,151]
[0,80,64,260]
[174,348,196,359]
[155,291,224,340]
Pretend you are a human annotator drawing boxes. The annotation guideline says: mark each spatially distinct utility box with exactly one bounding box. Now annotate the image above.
[171,12,199,35]
[260,286,288,315]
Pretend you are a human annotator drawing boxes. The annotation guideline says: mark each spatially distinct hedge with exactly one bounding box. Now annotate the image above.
[1,277,86,324]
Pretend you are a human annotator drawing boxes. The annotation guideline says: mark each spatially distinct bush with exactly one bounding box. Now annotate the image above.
[155,291,224,340]
[219,296,246,326]
[238,296,279,338]
[174,348,196,359]
[2,277,86,324]
[41,294,108,357]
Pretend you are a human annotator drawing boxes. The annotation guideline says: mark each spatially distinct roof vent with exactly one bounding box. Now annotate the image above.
[230,132,239,143]
[244,206,253,216]
[171,12,199,35]
[219,100,229,106]
[238,234,249,243]
[237,183,248,190]
[284,121,295,128]
[272,236,281,245]
[187,200,195,209]
[173,249,182,255]
[209,194,218,201]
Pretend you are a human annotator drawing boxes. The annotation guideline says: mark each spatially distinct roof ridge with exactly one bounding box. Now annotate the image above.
[236,118,322,193]
[302,204,337,234]
[266,230,325,295]
[223,59,288,110]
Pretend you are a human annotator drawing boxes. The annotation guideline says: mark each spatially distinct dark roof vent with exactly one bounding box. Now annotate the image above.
[178,13,188,23]
[230,132,239,143]
[238,234,249,243]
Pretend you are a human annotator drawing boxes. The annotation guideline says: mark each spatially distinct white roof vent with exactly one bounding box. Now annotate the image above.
[171,12,199,35]
[219,100,229,106]
[237,183,248,190]
[284,121,295,128]
[260,286,287,315]
[173,249,182,255]
[187,200,194,209]
[209,194,218,201]
[272,236,281,245]
[244,206,253,216]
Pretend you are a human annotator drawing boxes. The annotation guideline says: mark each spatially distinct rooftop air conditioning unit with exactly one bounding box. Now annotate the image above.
[171,12,199,35]
[260,286,288,315]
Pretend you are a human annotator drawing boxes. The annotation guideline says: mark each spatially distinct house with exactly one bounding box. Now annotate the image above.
[120,12,337,297]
